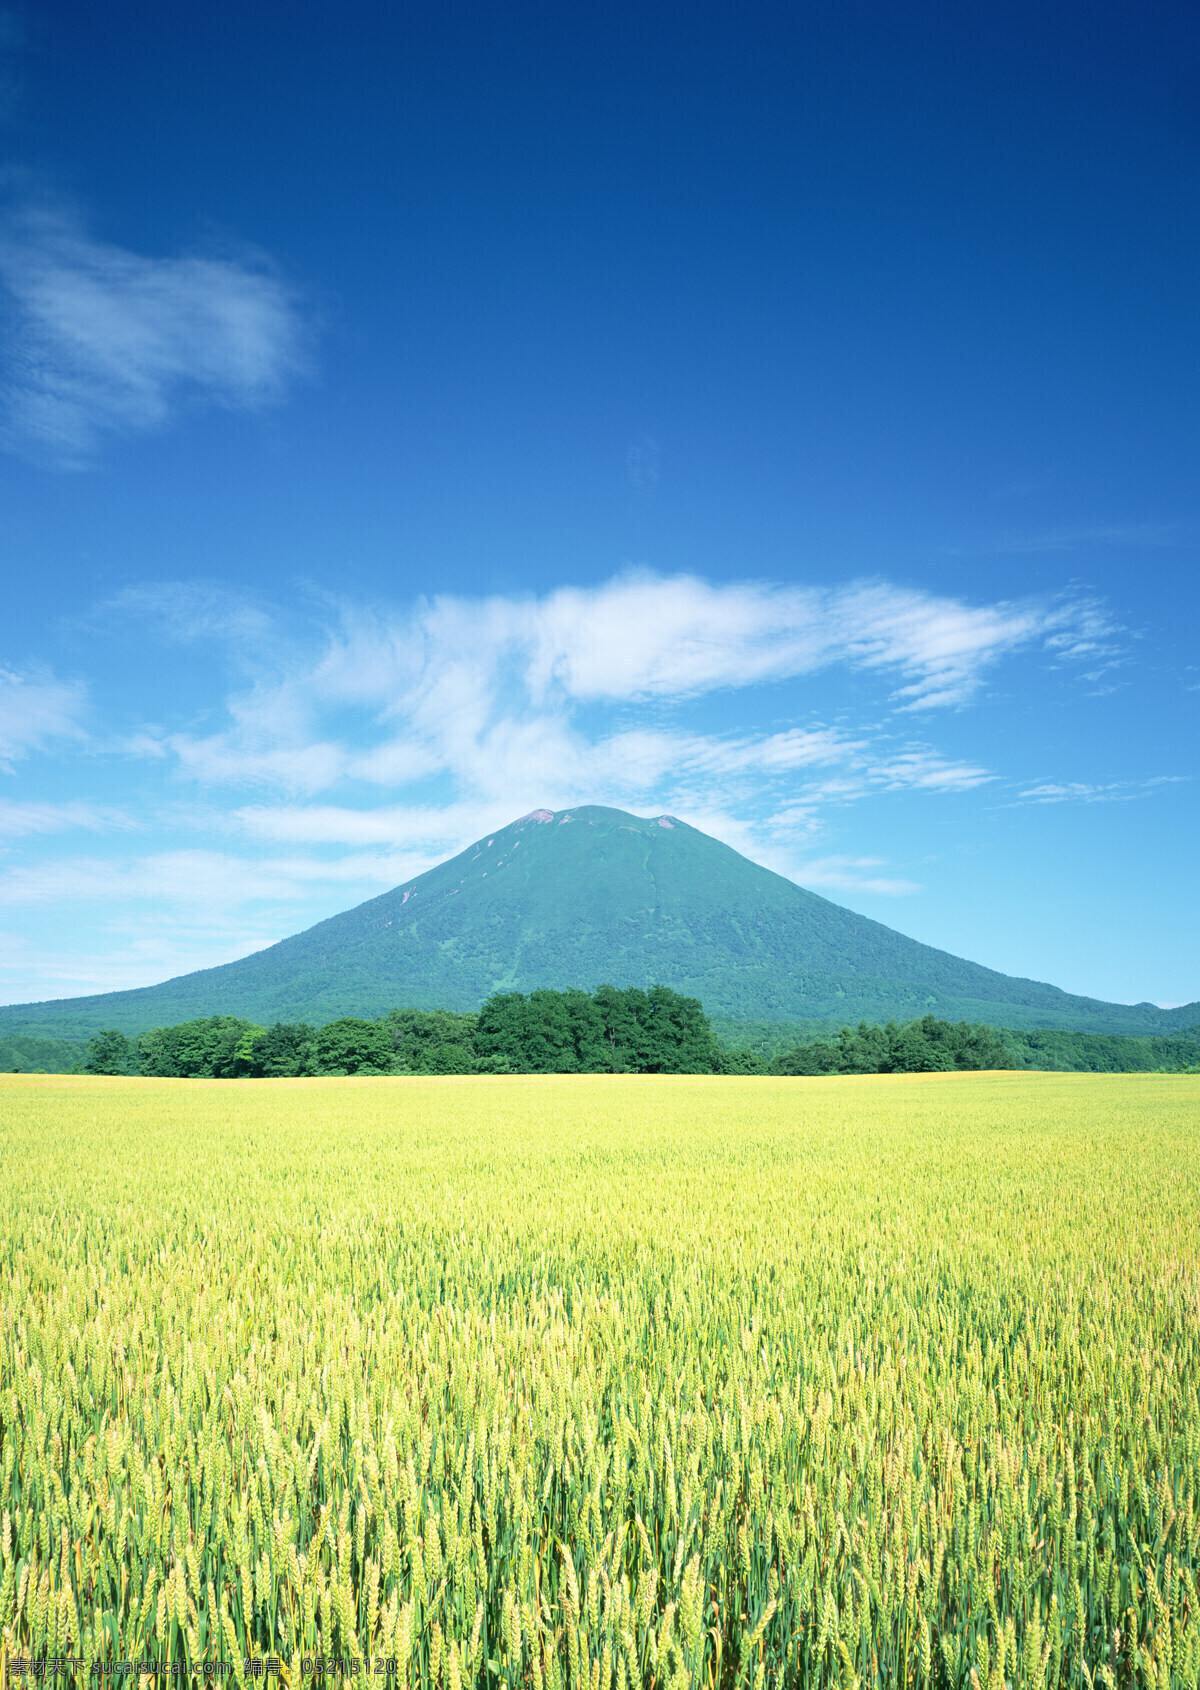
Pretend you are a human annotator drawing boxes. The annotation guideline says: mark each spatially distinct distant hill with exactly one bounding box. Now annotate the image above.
[1,804,1195,1039]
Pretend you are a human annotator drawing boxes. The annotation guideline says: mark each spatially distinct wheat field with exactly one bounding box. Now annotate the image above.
[1,1070,1198,1688]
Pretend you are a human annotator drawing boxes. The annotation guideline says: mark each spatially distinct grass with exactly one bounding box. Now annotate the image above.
[1,1070,1198,1687]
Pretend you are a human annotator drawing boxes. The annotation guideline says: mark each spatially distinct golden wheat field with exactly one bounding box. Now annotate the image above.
[1,1070,1199,1689]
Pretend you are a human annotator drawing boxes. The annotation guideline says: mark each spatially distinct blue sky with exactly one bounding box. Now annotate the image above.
[0,0,1197,1010]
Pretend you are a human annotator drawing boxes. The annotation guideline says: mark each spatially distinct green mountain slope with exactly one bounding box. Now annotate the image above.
[2,805,1195,1037]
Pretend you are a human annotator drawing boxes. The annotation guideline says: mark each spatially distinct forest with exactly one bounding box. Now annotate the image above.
[65,994,1200,1079]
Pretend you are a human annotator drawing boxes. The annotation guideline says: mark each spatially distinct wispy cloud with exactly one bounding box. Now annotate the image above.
[0,838,455,999]
[0,569,1137,996]
[0,202,307,462]
[856,750,993,792]
[65,569,1124,896]
[98,580,281,649]
[1042,599,1124,663]
[0,923,280,998]
[1016,776,1188,805]
[508,575,1067,707]
[791,855,922,896]
[125,572,1108,806]
[0,664,87,769]
[0,798,129,837]
[0,847,425,909]
[234,800,526,850]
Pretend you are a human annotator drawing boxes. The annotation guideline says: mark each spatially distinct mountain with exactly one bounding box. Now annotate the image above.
[2,805,1195,1039]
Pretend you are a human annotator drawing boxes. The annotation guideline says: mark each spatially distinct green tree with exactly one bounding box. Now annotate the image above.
[474,990,591,1072]
[589,984,717,1073]
[636,985,717,1072]
[83,1029,135,1076]
[473,992,531,1072]
[474,984,717,1073]
[590,985,641,1072]
[251,1023,315,1077]
[136,1016,265,1078]
[772,1039,841,1076]
[421,1040,476,1074]
[771,1015,1015,1076]
[308,1017,396,1076]
[901,1015,1009,1070]
[712,1045,768,1075]
[385,1008,479,1073]
[835,1021,891,1073]
[889,1025,955,1072]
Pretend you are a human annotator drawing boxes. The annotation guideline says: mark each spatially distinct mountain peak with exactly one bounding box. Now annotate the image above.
[1,803,1196,1039]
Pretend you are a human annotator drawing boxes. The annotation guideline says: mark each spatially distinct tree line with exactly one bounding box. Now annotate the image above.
[85,987,720,1078]
[78,992,1057,1078]
[76,993,1200,1080]
[999,1024,1200,1073]
[770,1015,1013,1074]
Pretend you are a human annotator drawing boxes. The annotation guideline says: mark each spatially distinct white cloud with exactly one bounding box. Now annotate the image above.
[513,575,1057,707]
[1017,776,1188,805]
[1020,782,1103,803]
[0,923,280,1000]
[862,751,993,792]
[674,726,862,775]
[71,570,1119,906]
[0,664,87,768]
[234,800,505,850]
[756,751,993,823]
[166,734,349,793]
[0,798,128,837]
[0,204,306,461]
[0,847,424,909]
[100,580,280,649]
[137,572,1103,808]
[792,856,922,896]
[0,570,1130,988]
